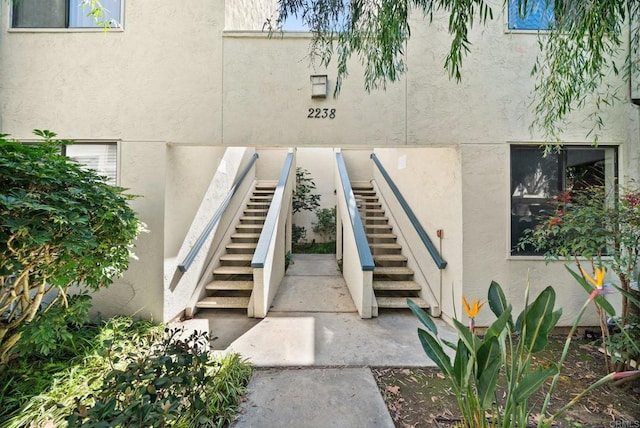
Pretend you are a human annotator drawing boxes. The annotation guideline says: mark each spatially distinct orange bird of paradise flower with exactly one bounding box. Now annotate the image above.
[580,266,606,299]
[463,296,484,318]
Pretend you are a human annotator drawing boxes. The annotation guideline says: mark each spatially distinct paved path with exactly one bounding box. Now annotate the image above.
[182,254,455,427]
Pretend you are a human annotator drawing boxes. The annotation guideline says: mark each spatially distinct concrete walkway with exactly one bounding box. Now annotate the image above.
[183,254,455,427]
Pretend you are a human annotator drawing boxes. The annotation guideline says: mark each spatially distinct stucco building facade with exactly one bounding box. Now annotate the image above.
[1,0,638,327]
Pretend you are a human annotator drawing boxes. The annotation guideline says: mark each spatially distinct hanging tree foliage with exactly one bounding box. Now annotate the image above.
[274,0,640,142]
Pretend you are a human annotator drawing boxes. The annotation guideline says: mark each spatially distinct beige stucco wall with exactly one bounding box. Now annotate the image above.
[225,0,278,30]
[1,1,639,325]
[0,0,225,144]
[164,146,226,258]
[295,148,337,243]
[372,147,463,320]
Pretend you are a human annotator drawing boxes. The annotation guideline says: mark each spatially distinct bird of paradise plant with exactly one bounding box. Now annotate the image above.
[409,273,640,427]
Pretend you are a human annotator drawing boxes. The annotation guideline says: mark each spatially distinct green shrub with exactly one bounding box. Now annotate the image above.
[0,131,143,366]
[292,167,320,214]
[312,207,336,242]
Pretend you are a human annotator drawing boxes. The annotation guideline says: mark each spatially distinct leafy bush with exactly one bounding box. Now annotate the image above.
[292,167,320,214]
[68,328,250,427]
[0,131,143,365]
[1,317,252,427]
[312,207,336,242]
[14,294,92,360]
[292,224,307,244]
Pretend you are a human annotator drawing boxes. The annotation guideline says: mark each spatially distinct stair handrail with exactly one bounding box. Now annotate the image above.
[178,153,259,273]
[370,153,447,269]
[252,152,294,268]
[336,153,375,271]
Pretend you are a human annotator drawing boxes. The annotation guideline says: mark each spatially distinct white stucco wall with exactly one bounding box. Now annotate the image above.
[164,145,226,258]
[225,0,278,30]
[0,0,225,144]
[295,148,336,243]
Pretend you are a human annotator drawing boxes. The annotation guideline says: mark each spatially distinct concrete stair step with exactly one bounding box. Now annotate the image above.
[213,266,253,275]
[196,296,250,309]
[245,208,269,213]
[226,242,257,252]
[367,233,396,240]
[364,216,389,223]
[363,209,385,215]
[220,254,253,262]
[231,233,261,241]
[236,224,263,231]
[240,216,267,223]
[376,296,429,309]
[373,254,408,263]
[365,224,393,230]
[374,266,414,276]
[373,280,421,292]
[250,196,273,200]
[369,243,402,250]
[205,280,254,291]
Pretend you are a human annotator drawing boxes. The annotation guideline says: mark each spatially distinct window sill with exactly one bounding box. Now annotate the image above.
[8,27,124,33]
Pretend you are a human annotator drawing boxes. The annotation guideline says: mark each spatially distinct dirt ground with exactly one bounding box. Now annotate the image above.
[373,336,640,428]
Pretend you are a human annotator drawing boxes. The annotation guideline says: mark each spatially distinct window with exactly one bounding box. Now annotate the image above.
[12,0,122,29]
[510,145,617,255]
[508,0,553,30]
[64,143,118,185]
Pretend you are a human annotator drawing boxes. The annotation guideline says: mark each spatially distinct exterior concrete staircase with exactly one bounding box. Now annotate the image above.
[196,182,276,311]
[352,183,429,310]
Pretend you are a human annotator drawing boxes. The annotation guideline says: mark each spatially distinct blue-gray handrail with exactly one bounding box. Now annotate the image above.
[252,152,294,268]
[336,153,375,271]
[370,153,447,269]
[178,153,259,273]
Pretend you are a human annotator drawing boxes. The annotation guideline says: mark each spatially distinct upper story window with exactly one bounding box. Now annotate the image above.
[508,0,553,30]
[12,0,122,29]
[510,145,617,256]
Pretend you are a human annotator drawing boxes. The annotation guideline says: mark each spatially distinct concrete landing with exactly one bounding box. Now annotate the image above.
[232,368,394,428]
[183,254,456,427]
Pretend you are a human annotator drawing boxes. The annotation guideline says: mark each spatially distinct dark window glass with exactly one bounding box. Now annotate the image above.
[12,0,121,28]
[510,146,617,255]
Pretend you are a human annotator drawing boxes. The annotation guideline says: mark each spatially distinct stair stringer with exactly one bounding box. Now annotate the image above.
[370,180,441,317]
[184,181,258,317]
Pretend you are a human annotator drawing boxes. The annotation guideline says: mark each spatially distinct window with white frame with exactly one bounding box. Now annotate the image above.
[64,143,118,185]
[510,145,617,255]
[507,0,553,30]
[12,0,122,29]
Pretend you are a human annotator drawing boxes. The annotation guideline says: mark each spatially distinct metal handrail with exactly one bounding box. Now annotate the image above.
[178,153,259,273]
[370,153,447,269]
[336,153,375,271]
[252,152,294,268]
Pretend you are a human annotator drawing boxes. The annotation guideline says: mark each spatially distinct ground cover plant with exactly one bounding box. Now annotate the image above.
[0,315,252,427]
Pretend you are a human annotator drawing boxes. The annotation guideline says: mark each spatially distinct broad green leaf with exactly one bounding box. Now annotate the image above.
[408,298,438,335]
[488,281,508,317]
[452,318,476,353]
[485,306,512,340]
[476,336,501,409]
[417,329,453,376]
[523,286,557,354]
[513,366,558,404]
[453,339,469,388]
[614,284,640,310]
[566,265,615,317]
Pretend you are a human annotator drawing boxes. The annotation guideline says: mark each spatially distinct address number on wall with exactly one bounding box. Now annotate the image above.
[308,108,336,119]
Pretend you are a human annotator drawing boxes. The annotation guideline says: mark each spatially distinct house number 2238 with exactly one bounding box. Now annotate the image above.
[307,108,336,119]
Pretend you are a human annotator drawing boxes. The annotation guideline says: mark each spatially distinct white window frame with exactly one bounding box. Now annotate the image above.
[9,0,124,32]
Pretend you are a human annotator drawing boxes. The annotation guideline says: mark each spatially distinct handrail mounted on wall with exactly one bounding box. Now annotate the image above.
[178,153,259,273]
[370,153,447,269]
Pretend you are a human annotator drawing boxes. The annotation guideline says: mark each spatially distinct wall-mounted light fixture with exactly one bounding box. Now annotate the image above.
[310,74,328,99]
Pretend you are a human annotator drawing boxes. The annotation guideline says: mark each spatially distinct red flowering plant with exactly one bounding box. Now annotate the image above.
[519,183,640,372]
